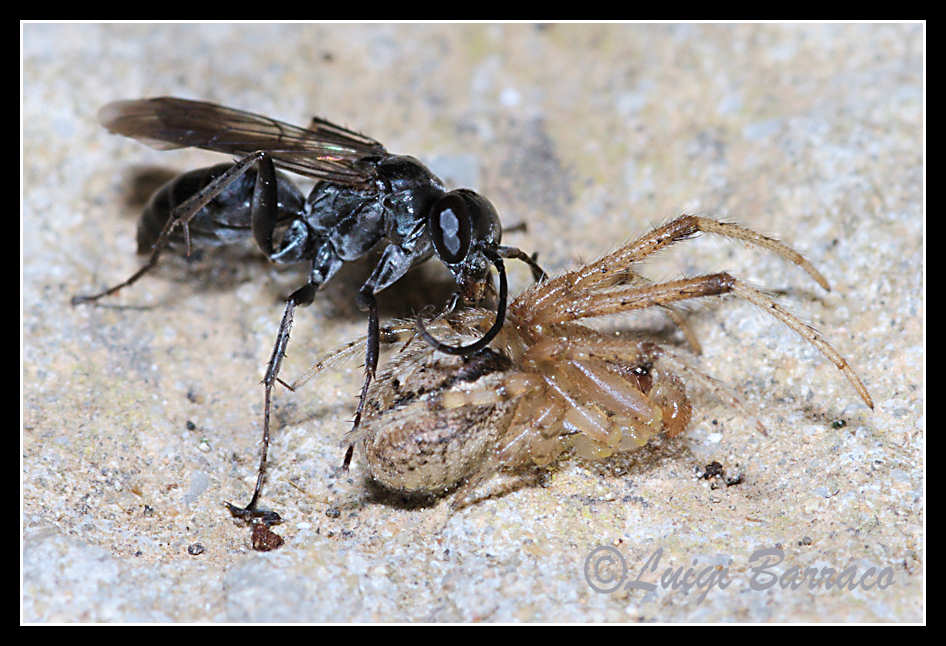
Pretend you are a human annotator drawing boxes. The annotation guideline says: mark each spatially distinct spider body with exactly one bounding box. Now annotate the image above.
[357,322,692,500]
[313,215,872,507]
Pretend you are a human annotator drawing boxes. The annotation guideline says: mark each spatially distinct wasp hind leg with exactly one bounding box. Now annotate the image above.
[72,151,288,306]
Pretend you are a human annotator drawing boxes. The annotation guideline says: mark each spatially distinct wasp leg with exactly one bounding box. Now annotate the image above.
[225,236,345,524]
[225,282,319,526]
[341,242,432,469]
[343,289,380,470]
[72,150,279,305]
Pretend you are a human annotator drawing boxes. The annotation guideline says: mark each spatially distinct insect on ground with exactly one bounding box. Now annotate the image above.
[296,215,873,508]
[71,97,546,526]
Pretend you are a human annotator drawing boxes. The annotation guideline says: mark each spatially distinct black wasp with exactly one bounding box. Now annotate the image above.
[73,97,546,525]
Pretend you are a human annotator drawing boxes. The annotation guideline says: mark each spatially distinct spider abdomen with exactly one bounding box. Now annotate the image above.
[358,344,518,495]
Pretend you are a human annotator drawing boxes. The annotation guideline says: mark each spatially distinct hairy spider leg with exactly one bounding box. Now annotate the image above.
[524,214,831,325]
[538,272,872,409]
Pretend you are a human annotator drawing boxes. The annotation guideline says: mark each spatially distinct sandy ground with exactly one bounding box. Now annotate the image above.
[23,23,923,622]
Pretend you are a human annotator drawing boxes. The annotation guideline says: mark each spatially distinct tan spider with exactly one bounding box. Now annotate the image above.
[296,215,872,507]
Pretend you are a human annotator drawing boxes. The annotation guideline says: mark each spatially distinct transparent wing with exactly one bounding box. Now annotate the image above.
[98,97,387,186]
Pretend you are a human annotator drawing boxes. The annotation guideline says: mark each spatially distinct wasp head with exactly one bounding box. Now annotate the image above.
[420,189,524,356]
[427,188,502,302]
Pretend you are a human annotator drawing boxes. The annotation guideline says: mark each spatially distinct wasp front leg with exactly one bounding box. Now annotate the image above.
[341,240,434,469]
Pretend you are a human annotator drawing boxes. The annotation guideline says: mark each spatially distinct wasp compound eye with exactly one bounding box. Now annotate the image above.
[428,192,473,264]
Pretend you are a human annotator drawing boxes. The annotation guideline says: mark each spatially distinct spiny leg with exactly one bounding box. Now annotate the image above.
[288,323,416,394]
[452,468,546,510]
[661,304,703,354]
[342,290,381,470]
[526,215,830,321]
[598,215,830,291]
[728,279,872,409]
[584,269,704,354]
[549,272,873,409]
[71,151,275,305]
[225,283,316,525]
[514,258,702,354]
[612,267,704,353]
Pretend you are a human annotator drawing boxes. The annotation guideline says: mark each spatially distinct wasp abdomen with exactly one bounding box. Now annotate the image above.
[137,163,305,253]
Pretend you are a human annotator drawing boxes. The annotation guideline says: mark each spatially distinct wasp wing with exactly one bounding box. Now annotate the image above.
[98,97,386,187]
